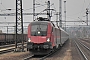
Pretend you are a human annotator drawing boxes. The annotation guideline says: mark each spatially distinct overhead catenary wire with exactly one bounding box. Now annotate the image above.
[24,4,47,11]
[79,0,90,21]
[35,0,46,7]
[0,0,14,19]
[78,0,86,16]
[24,0,49,11]
[0,0,6,13]
[86,0,90,8]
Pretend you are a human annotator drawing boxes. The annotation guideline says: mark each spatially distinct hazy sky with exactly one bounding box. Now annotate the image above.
[0,0,89,22]
[0,0,90,21]
[0,0,90,32]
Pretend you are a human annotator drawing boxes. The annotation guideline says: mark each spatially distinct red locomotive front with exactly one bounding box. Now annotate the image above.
[27,17,69,55]
[27,21,54,55]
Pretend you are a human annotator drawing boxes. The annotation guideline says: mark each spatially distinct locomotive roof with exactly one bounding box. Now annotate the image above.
[30,21,58,27]
[31,21,50,23]
[30,21,51,25]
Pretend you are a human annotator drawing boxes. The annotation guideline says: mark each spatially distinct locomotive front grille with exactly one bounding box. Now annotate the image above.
[33,43,44,49]
[27,42,52,50]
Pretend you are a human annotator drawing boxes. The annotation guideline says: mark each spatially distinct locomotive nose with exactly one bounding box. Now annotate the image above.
[38,36,47,43]
[28,36,47,43]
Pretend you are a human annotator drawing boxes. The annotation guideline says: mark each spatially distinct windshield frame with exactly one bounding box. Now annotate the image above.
[30,22,48,36]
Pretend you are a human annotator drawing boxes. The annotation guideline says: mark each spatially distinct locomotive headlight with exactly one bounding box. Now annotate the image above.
[47,38,50,42]
[28,38,31,42]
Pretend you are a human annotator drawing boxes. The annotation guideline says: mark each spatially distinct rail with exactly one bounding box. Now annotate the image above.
[74,40,88,60]
[0,42,27,54]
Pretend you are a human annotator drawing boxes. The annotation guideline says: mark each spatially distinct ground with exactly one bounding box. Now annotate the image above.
[0,39,77,60]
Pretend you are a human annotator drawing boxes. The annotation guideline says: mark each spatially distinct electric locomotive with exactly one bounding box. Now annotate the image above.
[27,17,69,55]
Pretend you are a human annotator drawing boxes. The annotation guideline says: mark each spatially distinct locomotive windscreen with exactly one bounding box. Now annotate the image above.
[31,22,48,36]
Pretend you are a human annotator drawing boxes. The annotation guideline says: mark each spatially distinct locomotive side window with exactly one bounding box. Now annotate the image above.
[52,27,53,32]
[31,23,47,36]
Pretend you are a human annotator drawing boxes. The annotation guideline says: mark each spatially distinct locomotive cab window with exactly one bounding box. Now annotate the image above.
[31,22,48,36]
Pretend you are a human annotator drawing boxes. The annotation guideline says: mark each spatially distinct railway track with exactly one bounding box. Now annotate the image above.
[78,38,90,49]
[24,53,52,60]
[0,48,15,54]
[24,48,60,60]
[79,41,90,51]
[0,42,27,48]
[24,40,69,60]
[24,54,34,60]
[79,38,90,44]
[0,43,27,54]
[24,52,53,60]
[74,39,90,60]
